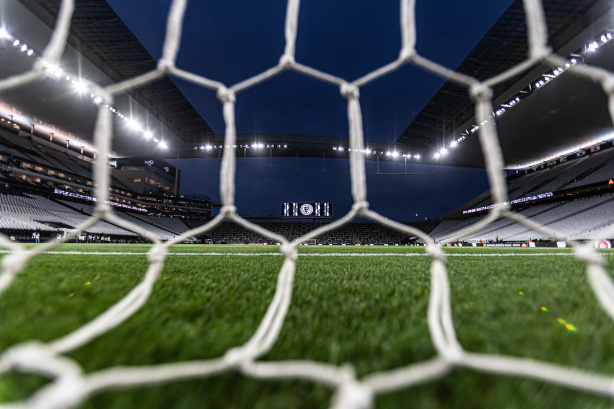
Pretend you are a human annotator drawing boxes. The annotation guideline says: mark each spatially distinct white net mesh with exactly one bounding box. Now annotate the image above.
[1,0,614,408]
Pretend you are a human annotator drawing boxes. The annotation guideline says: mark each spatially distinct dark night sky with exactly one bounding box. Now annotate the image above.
[105,0,514,220]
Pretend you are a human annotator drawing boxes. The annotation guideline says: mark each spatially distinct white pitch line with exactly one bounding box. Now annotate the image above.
[0,250,582,257]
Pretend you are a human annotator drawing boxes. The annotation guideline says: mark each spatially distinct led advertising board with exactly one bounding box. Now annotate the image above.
[281,203,332,217]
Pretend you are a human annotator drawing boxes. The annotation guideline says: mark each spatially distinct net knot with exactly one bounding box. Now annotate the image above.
[530,46,552,61]
[220,205,237,219]
[94,203,112,218]
[38,375,88,409]
[398,47,415,62]
[217,87,236,104]
[469,83,493,101]
[223,347,252,368]
[158,58,175,73]
[441,345,464,365]
[427,245,447,262]
[574,244,603,266]
[2,341,81,377]
[331,381,373,409]
[602,75,614,94]
[0,341,43,371]
[340,83,360,100]
[279,54,295,68]
[281,244,298,261]
[90,85,111,106]
[147,245,167,264]
[1,250,29,279]
[352,201,369,216]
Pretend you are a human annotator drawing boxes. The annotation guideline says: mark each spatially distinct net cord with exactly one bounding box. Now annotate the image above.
[1,0,614,408]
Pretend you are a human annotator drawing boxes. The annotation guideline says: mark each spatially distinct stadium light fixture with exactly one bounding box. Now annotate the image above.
[0,28,9,39]
[127,119,140,131]
[143,131,153,140]
[72,81,87,93]
[588,41,599,52]
[450,140,458,148]
[12,39,19,46]
[159,141,167,149]
[434,152,440,159]
[392,151,399,157]
[414,154,421,159]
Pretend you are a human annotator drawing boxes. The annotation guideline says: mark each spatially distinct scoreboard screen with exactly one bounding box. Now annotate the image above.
[282,203,332,217]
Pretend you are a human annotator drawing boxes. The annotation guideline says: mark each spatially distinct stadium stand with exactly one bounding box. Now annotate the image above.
[1,109,613,245]
[431,144,614,243]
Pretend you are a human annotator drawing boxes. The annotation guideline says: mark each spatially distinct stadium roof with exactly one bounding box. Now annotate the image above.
[396,0,614,168]
[12,0,215,144]
[1,0,613,168]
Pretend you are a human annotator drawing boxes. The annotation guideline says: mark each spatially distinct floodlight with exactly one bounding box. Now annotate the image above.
[450,140,458,148]
[73,81,87,93]
[434,152,440,159]
[0,28,9,39]
[571,58,577,63]
[20,44,27,52]
[601,35,607,43]
[153,137,159,142]
[159,141,167,149]
[12,39,19,46]
[206,145,213,150]
[27,49,33,56]
[441,148,447,155]
[143,131,153,139]
[415,154,421,159]
[338,147,344,151]
[46,65,63,77]
[127,119,140,131]
[588,41,598,52]
[392,152,399,157]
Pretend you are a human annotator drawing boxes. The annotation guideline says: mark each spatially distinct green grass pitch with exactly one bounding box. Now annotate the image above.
[1,243,614,408]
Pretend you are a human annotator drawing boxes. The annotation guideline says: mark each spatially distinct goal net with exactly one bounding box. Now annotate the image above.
[1,0,614,408]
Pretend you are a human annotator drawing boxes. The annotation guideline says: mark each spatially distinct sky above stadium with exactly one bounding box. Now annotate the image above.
[105,0,515,220]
